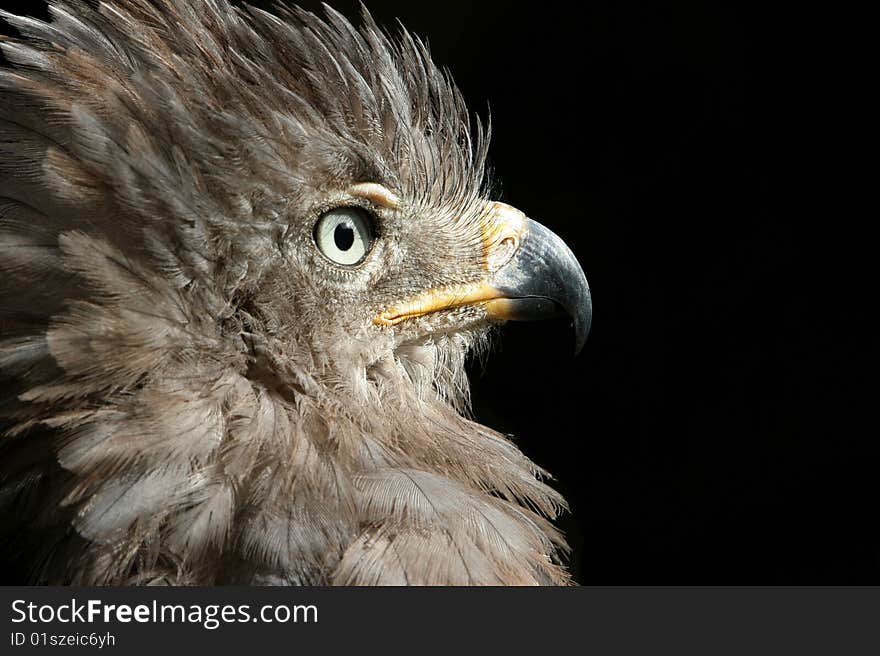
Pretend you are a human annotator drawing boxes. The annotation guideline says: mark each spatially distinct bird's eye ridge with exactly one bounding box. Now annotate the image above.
[314,207,374,265]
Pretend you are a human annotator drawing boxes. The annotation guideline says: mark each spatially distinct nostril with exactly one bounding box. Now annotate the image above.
[487,235,519,272]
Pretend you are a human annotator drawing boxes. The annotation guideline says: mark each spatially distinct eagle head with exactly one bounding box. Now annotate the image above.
[0,0,590,585]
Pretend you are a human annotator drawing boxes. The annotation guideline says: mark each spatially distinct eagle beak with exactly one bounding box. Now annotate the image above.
[375,202,592,353]
[483,203,592,353]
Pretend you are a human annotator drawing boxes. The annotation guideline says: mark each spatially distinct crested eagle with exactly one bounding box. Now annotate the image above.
[0,0,591,585]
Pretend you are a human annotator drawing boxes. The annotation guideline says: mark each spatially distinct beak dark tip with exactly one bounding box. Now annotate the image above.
[573,288,592,355]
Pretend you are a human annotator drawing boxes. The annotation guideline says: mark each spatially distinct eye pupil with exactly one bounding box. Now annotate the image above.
[334,223,355,251]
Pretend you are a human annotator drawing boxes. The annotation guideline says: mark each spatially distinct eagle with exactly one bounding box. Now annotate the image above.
[0,0,591,585]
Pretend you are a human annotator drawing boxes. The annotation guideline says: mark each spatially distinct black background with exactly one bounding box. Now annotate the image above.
[1,1,870,584]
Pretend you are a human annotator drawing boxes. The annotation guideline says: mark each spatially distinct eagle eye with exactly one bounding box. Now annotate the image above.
[313,207,375,266]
